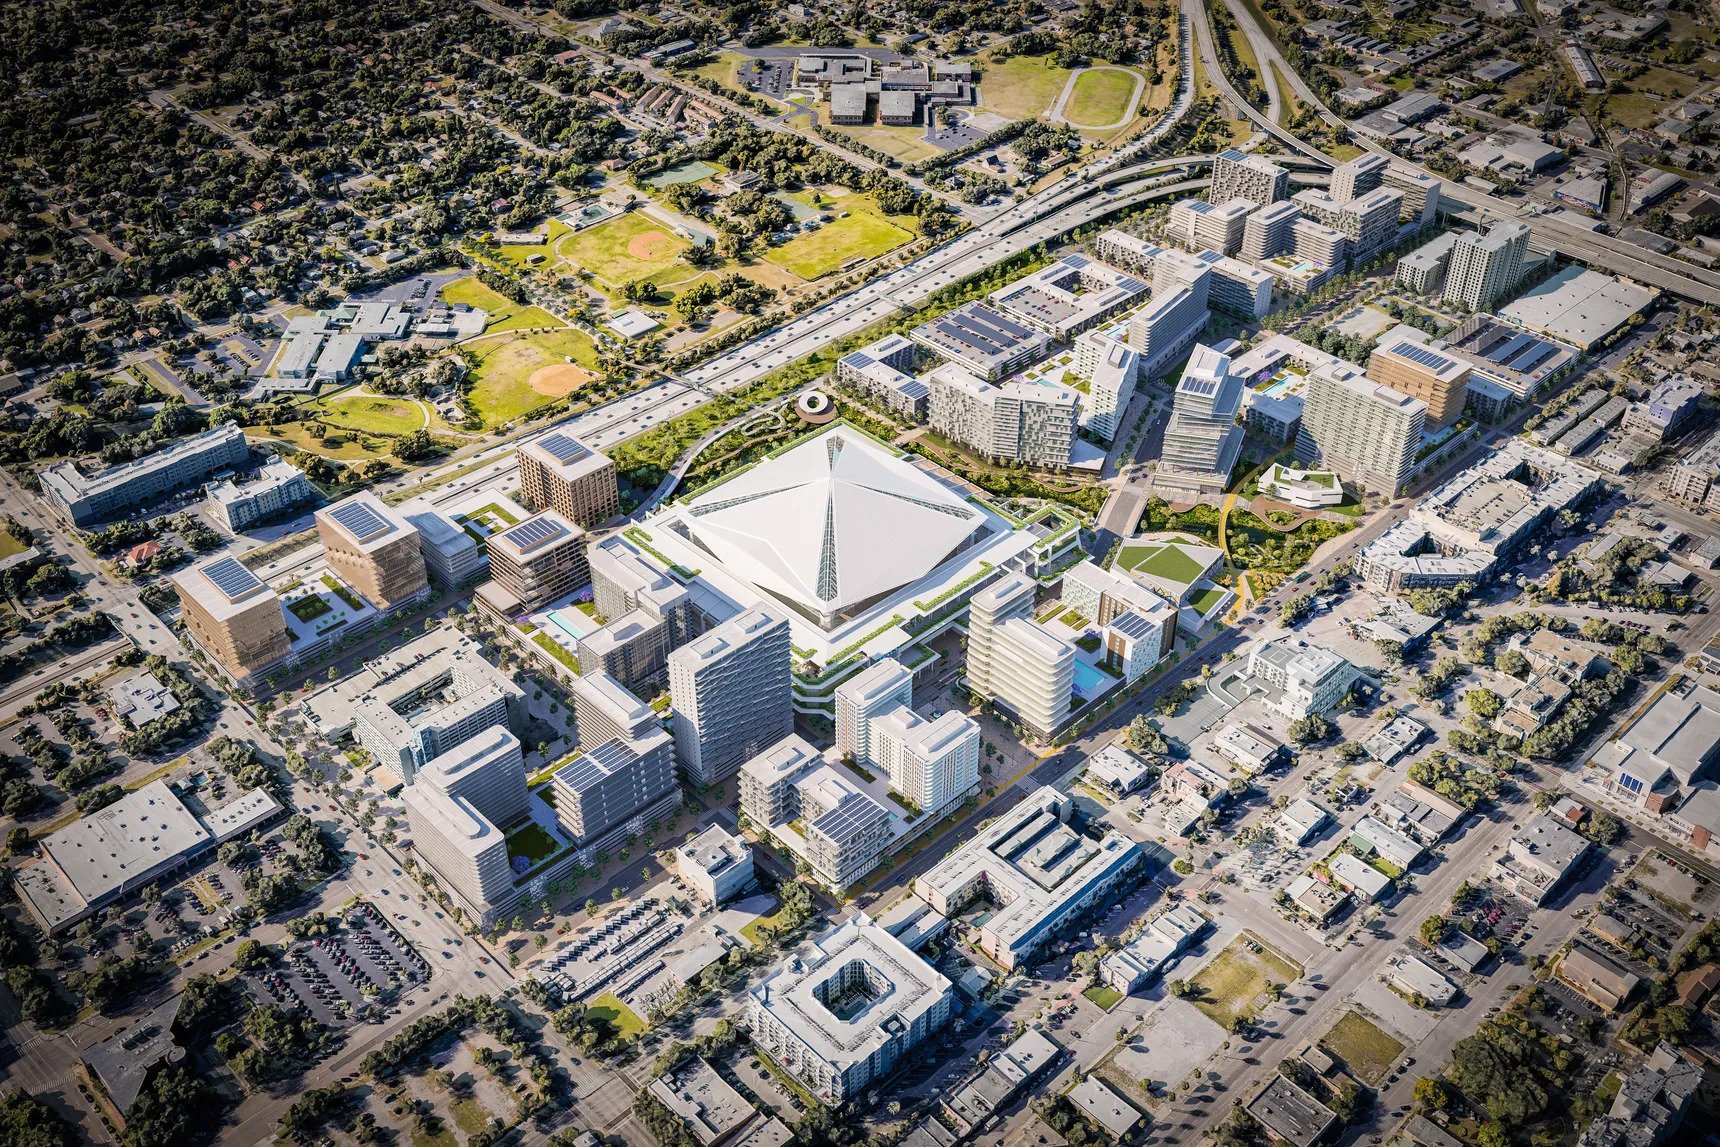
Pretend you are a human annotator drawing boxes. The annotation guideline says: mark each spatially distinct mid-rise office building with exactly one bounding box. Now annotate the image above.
[1296,365,1426,496]
[302,625,526,784]
[1242,200,1301,262]
[397,496,487,587]
[1244,638,1362,719]
[835,659,915,768]
[926,363,1078,468]
[41,422,251,527]
[748,915,955,1103]
[316,492,429,609]
[550,728,680,849]
[1158,345,1247,495]
[205,459,313,532]
[1167,197,1252,256]
[485,510,589,612]
[1444,222,1530,312]
[669,606,792,785]
[965,574,1074,740]
[570,670,659,749]
[173,555,293,682]
[1210,148,1289,207]
[1368,334,1472,427]
[517,431,619,528]
[1290,218,1350,270]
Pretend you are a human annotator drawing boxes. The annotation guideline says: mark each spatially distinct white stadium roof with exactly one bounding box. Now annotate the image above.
[680,428,985,622]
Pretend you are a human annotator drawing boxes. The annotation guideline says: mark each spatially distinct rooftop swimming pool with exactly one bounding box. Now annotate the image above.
[545,608,595,644]
[1073,660,1111,697]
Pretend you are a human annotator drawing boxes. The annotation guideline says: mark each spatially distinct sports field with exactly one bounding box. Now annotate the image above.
[1064,68,1138,126]
[557,211,689,285]
[979,54,1075,119]
[464,327,600,427]
[441,276,518,322]
[313,393,427,436]
[764,210,913,280]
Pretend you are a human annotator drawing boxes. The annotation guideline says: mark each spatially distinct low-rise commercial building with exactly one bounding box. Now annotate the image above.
[1240,638,1362,720]
[1494,812,1590,905]
[673,824,754,907]
[914,786,1143,970]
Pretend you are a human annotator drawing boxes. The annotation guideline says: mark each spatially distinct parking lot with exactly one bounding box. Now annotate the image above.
[247,900,428,1026]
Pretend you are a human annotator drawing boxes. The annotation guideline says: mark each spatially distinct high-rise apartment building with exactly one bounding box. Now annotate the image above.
[570,670,659,749]
[485,510,589,612]
[669,606,792,785]
[1395,231,1461,296]
[926,363,1078,468]
[550,727,680,849]
[1242,201,1301,262]
[1072,331,1140,444]
[835,659,914,767]
[316,492,429,609]
[173,555,293,682]
[1330,153,1388,202]
[1126,262,1212,379]
[1166,198,1252,256]
[1367,335,1472,427]
[1158,345,1247,495]
[1295,366,1427,496]
[1384,165,1443,227]
[400,726,528,925]
[870,708,981,817]
[517,431,620,528]
[1290,219,1350,270]
[966,574,1075,741]
[206,460,314,532]
[1210,149,1289,207]
[1443,222,1529,312]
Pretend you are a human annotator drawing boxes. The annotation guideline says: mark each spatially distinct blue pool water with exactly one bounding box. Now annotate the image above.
[546,608,594,643]
[1073,661,1110,697]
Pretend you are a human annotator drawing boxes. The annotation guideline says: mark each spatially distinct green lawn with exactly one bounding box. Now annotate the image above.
[494,220,572,269]
[449,1096,495,1137]
[530,631,581,674]
[1189,585,1230,615]
[0,532,26,560]
[441,276,521,326]
[287,594,332,623]
[506,821,560,864]
[558,211,690,285]
[1319,1011,1404,1084]
[1189,933,1302,1030]
[585,991,646,1037]
[979,54,1075,119]
[1064,68,1138,126]
[313,393,426,436]
[740,898,789,947]
[1084,984,1124,1010]
[763,211,914,280]
[488,305,564,334]
[1118,542,1207,584]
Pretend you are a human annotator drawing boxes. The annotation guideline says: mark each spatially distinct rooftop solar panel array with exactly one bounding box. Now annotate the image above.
[928,304,1040,358]
[536,433,590,464]
[1510,343,1558,374]
[203,556,265,601]
[813,791,888,845]
[1483,332,1535,364]
[1390,342,1459,374]
[1108,609,1160,640]
[328,500,394,542]
[554,738,636,793]
[502,514,571,553]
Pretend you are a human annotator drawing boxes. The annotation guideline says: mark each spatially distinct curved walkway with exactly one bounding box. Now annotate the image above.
[1048,66,1147,131]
